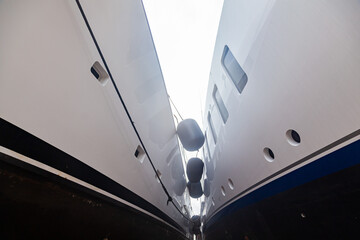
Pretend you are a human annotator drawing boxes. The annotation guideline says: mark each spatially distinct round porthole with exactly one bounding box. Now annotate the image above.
[221,186,226,196]
[228,178,234,190]
[286,129,301,146]
[263,147,275,162]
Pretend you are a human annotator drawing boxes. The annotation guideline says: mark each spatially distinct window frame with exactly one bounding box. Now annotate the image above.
[221,45,248,94]
[212,85,229,123]
[207,112,217,144]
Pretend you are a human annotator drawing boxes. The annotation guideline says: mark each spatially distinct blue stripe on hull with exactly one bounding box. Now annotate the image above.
[207,137,360,227]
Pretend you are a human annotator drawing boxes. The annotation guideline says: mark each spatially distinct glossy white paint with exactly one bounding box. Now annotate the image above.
[203,0,360,220]
[2,0,360,234]
[0,0,189,229]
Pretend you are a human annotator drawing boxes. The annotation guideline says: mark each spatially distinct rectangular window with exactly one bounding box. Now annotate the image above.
[207,112,217,144]
[221,45,248,94]
[204,132,211,159]
[213,85,229,123]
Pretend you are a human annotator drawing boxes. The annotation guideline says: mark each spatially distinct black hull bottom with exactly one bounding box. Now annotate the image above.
[0,153,186,240]
[205,141,360,240]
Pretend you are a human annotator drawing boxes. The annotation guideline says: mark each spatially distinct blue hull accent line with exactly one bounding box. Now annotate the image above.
[207,134,360,228]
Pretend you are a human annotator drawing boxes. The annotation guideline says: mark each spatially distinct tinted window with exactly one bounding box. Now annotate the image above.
[204,132,211,159]
[222,45,248,93]
[213,85,229,123]
[207,112,217,144]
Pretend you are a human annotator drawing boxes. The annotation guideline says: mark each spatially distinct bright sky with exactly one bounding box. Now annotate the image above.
[143,0,224,216]
[143,0,224,128]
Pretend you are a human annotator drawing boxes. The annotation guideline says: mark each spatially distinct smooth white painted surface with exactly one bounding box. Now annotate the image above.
[0,0,189,228]
[203,0,360,219]
[2,0,360,231]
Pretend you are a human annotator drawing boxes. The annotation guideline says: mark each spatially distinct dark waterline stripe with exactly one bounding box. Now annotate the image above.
[0,117,184,233]
[206,131,360,228]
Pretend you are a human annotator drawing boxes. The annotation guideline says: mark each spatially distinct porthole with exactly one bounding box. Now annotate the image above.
[221,186,226,196]
[228,178,234,190]
[286,129,301,146]
[263,147,275,162]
